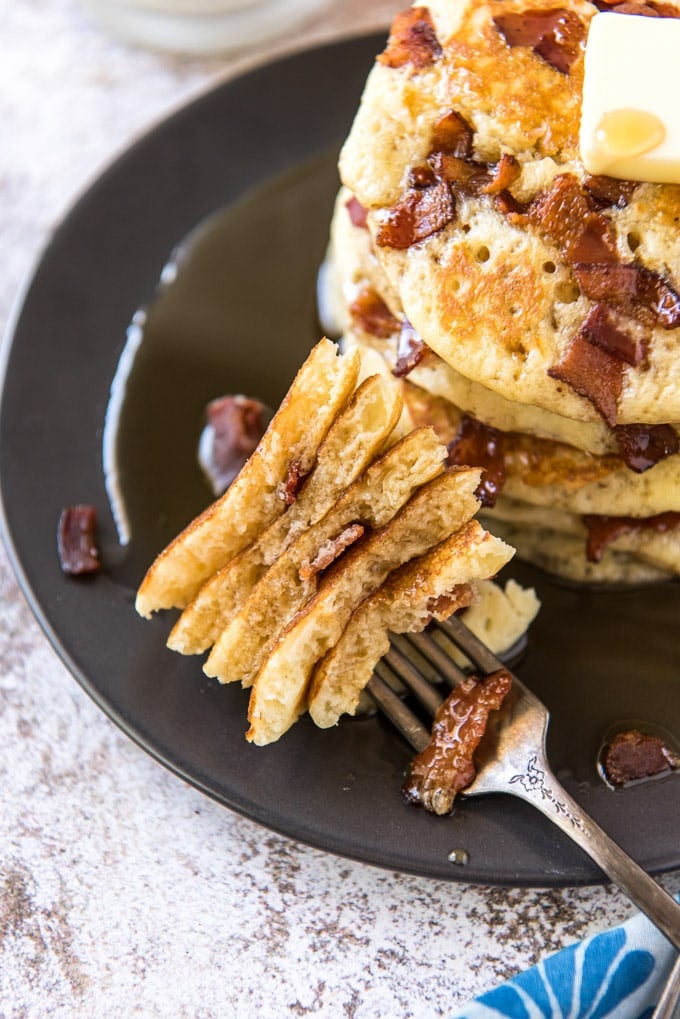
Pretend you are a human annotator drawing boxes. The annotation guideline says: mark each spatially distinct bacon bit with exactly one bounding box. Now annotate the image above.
[58,505,101,575]
[403,670,512,815]
[428,151,487,189]
[548,331,623,427]
[583,175,638,210]
[573,262,680,329]
[430,109,474,159]
[584,510,680,561]
[345,195,368,229]
[349,288,401,339]
[480,154,522,196]
[281,457,307,506]
[393,319,427,377]
[202,395,269,495]
[426,584,474,620]
[378,6,443,70]
[446,415,506,507]
[495,189,529,218]
[580,303,648,367]
[492,8,586,74]
[602,730,680,786]
[525,174,617,264]
[376,179,455,249]
[298,523,365,581]
[613,423,679,472]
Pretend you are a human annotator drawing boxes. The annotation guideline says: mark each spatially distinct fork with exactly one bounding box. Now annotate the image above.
[366,613,680,1006]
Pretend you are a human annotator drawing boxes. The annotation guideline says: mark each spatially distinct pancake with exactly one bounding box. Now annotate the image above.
[136,339,360,615]
[167,372,402,654]
[307,521,518,729]
[202,426,447,685]
[339,0,680,428]
[246,466,484,745]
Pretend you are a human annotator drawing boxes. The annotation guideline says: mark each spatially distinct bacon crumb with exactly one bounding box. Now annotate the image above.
[58,505,101,575]
[613,423,679,473]
[281,458,307,506]
[345,195,368,229]
[298,523,365,581]
[403,669,512,815]
[378,7,443,70]
[492,8,586,73]
[602,729,680,786]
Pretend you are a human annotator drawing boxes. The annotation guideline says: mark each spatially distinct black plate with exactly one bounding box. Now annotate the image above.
[2,35,679,886]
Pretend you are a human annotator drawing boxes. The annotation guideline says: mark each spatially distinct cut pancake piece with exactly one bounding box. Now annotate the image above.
[308,520,514,729]
[167,372,402,654]
[135,339,360,616]
[246,466,482,745]
[203,426,448,684]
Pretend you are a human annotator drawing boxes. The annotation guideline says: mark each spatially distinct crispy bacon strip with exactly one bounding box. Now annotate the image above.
[579,303,648,367]
[583,510,680,562]
[492,8,586,73]
[403,670,512,815]
[548,331,623,428]
[525,174,618,264]
[376,179,455,249]
[573,263,680,330]
[583,175,638,210]
[350,288,401,339]
[378,6,443,70]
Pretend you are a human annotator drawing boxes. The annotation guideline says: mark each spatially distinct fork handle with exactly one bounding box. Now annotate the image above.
[503,756,680,949]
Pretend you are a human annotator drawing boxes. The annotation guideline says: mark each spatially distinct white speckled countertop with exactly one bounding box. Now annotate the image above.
[1,2,678,1016]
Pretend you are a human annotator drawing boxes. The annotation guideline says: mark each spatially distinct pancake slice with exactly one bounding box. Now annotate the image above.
[307,521,514,729]
[203,426,448,685]
[246,466,482,746]
[167,372,402,654]
[135,339,360,616]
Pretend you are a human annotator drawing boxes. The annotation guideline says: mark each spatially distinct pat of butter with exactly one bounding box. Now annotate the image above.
[580,13,680,184]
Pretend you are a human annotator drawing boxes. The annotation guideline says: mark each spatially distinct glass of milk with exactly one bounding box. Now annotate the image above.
[82,0,330,55]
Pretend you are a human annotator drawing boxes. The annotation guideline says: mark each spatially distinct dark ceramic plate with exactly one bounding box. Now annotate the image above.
[1,34,679,886]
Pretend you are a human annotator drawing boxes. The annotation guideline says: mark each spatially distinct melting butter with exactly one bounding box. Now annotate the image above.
[580,13,680,184]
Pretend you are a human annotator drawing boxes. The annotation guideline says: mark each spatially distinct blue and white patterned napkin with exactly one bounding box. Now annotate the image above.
[452,896,679,1019]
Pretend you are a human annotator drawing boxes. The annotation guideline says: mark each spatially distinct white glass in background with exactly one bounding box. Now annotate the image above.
[82,0,332,55]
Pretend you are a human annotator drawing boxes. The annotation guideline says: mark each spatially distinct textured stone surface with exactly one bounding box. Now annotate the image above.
[1,2,678,1016]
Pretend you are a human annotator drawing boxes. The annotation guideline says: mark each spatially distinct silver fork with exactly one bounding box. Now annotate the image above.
[367,615,680,1015]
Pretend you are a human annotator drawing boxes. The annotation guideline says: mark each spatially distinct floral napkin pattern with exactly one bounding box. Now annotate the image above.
[452,896,679,1019]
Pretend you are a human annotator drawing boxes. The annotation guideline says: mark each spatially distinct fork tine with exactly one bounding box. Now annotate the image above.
[405,630,470,688]
[368,665,430,751]
[433,614,506,674]
[384,645,444,715]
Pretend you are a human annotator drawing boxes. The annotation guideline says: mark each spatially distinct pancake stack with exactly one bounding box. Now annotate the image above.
[137,339,539,744]
[322,0,680,583]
